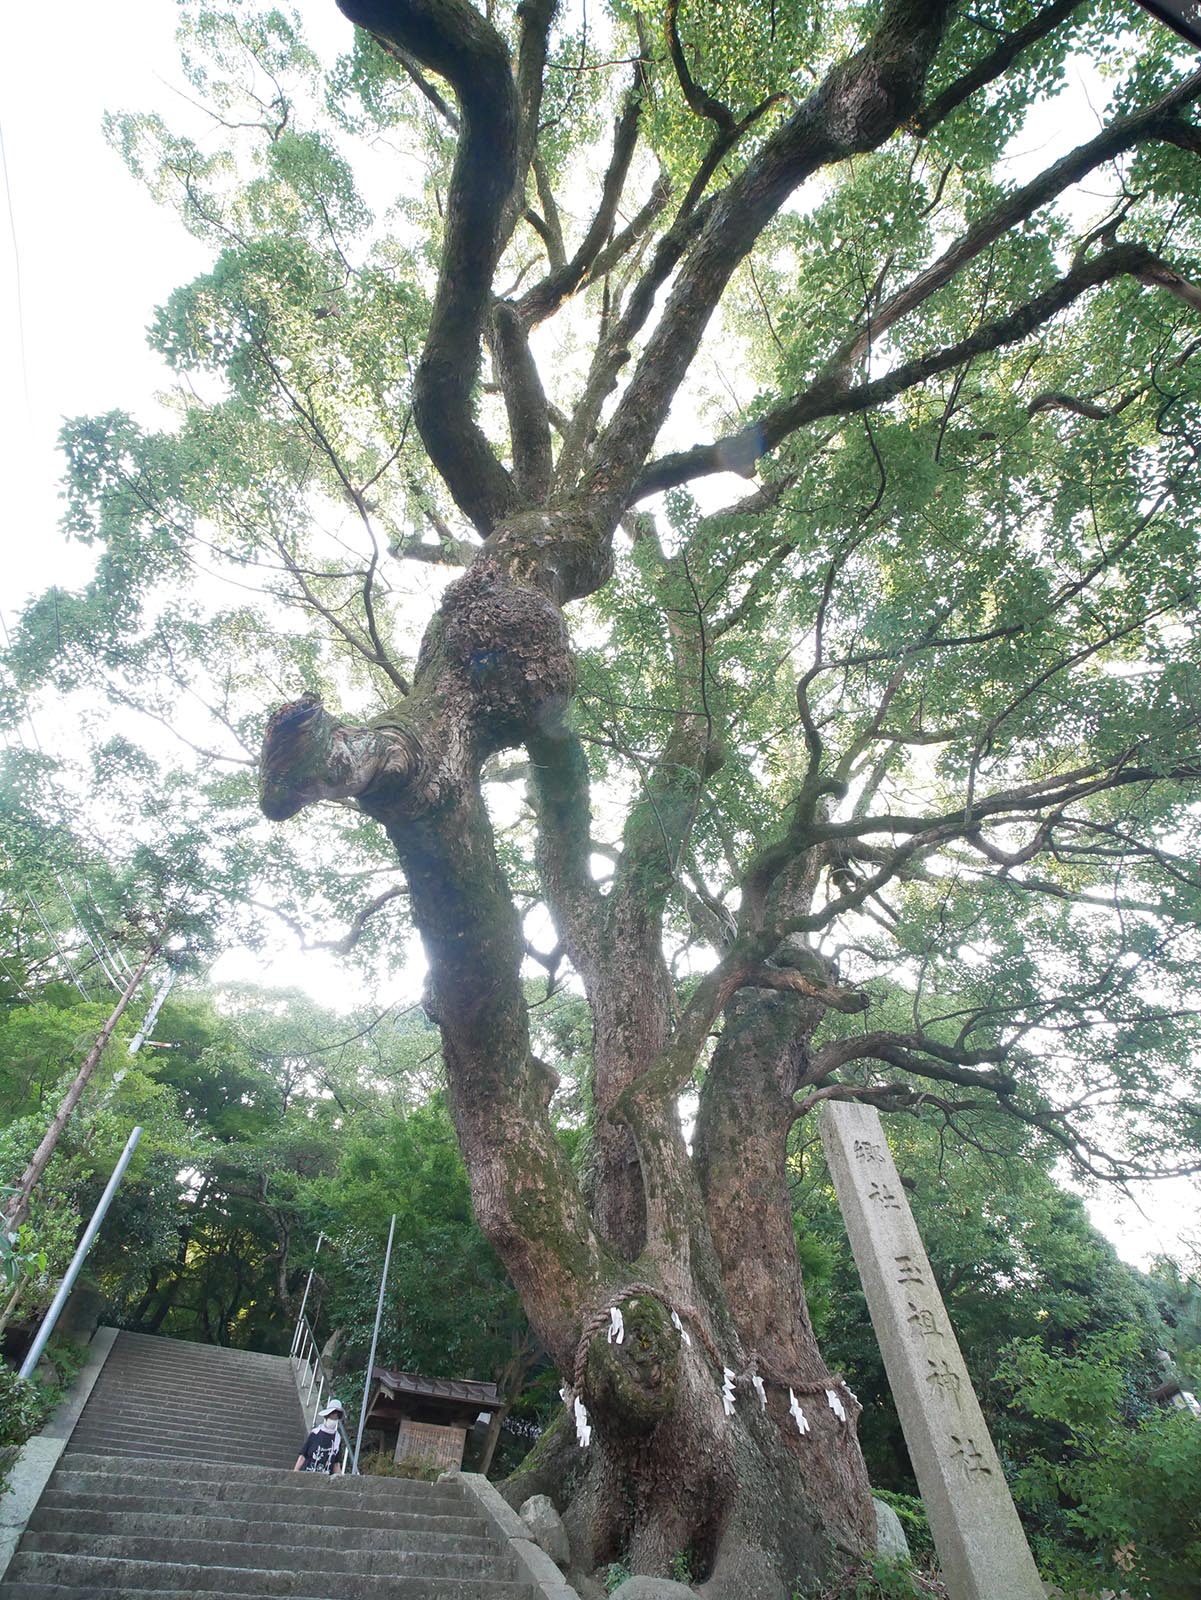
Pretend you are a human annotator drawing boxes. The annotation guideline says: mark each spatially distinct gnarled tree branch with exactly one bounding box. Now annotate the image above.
[338,0,522,532]
[634,241,1197,498]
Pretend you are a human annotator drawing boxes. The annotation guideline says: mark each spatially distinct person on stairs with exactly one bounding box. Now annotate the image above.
[294,1399,345,1475]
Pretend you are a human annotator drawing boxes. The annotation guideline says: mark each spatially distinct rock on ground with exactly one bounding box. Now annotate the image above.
[873,1497,911,1562]
[518,1492,571,1569]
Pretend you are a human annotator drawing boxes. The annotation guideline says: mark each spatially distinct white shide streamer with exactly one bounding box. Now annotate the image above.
[721,1367,736,1417]
[825,1388,847,1422]
[789,1389,810,1435]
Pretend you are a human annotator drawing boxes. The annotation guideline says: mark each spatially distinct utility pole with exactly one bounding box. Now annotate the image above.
[352,1214,396,1474]
[3,947,156,1235]
[127,967,175,1055]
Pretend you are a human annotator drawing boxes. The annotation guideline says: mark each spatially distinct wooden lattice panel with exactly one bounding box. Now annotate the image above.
[394,1420,467,1471]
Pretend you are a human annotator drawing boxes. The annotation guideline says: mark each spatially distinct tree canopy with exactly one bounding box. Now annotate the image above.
[6,0,1201,1591]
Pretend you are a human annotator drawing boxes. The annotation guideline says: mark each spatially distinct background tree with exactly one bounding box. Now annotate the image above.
[9,0,1201,1590]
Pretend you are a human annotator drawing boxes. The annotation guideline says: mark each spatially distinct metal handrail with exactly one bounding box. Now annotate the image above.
[290,1221,396,1477]
[19,1126,142,1380]
[291,1311,353,1472]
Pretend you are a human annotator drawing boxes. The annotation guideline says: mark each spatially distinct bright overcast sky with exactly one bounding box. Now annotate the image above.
[0,0,354,618]
[0,1,1197,1273]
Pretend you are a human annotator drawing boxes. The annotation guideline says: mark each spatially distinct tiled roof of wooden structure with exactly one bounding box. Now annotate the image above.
[371,1366,501,1411]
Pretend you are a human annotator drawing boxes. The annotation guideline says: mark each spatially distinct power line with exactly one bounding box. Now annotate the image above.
[53,870,123,995]
[22,889,90,1001]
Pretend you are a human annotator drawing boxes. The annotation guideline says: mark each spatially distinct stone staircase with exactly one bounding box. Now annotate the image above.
[61,1330,306,1468]
[0,1331,539,1599]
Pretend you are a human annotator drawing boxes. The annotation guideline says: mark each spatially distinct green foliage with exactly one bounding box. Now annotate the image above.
[795,1113,1169,1496]
[1147,1257,1201,1388]
[0,1365,47,1451]
[807,1552,948,1600]
[669,1549,698,1585]
[0,1366,48,1493]
[5,0,1201,1199]
[357,1448,442,1481]
[600,1560,634,1594]
[792,1115,1201,1588]
[305,1091,533,1393]
[0,1203,47,1295]
[4,5,1201,1580]
[0,1342,86,1495]
[998,1332,1201,1599]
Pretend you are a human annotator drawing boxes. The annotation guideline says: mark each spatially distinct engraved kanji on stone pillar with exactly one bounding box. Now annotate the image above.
[820,1099,1044,1600]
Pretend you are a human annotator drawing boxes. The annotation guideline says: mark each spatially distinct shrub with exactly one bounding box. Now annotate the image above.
[0,1364,51,1496]
[806,1552,949,1600]
[998,1331,1201,1599]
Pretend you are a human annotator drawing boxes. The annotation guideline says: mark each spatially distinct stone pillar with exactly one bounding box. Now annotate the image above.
[820,1100,1044,1600]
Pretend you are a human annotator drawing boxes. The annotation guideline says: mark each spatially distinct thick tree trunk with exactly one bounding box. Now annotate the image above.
[696,992,876,1553]
[260,527,875,1593]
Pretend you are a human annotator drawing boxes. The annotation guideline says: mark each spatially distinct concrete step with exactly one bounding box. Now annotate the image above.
[28,1506,497,1554]
[67,1395,302,1420]
[0,1332,542,1600]
[78,1370,302,1402]
[0,1589,319,1600]
[112,1332,294,1366]
[93,1364,301,1396]
[21,1532,517,1582]
[42,1476,469,1517]
[61,1439,301,1469]
[36,1487,487,1537]
[0,1586,326,1600]
[0,1589,324,1600]
[67,1420,302,1446]
[1,1553,533,1599]
[78,1374,303,1410]
[0,1585,528,1600]
[50,1454,468,1507]
[66,1417,302,1451]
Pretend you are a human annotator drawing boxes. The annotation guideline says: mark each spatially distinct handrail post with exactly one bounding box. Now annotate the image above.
[291,1234,324,1355]
[20,1126,142,1380]
[351,1213,395,1475]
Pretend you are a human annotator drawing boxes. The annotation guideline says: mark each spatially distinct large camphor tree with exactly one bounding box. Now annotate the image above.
[13,0,1201,1590]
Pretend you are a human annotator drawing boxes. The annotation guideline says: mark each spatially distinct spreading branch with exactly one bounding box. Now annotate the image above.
[583,0,957,523]
[913,0,1085,135]
[634,242,1200,498]
[338,0,522,532]
[518,66,647,326]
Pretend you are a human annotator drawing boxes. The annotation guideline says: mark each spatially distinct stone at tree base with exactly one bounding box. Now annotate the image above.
[519,1493,571,1568]
[569,1571,608,1600]
[610,1580,699,1599]
[873,1498,911,1561]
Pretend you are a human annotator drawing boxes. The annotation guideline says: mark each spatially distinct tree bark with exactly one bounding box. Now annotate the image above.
[3,948,156,1235]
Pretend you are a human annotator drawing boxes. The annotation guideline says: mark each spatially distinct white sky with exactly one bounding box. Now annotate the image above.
[0,1,1197,1274]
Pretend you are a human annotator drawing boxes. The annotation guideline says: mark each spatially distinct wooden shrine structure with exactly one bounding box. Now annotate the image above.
[362,1366,502,1472]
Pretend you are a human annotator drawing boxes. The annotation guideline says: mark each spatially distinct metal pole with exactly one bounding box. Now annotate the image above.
[351,1213,395,1475]
[20,1125,143,1380]
[292,1231,324,1354]
[127,968,175,1055]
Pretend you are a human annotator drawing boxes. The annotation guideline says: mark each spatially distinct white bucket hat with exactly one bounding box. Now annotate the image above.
[320,1399,345,1418]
